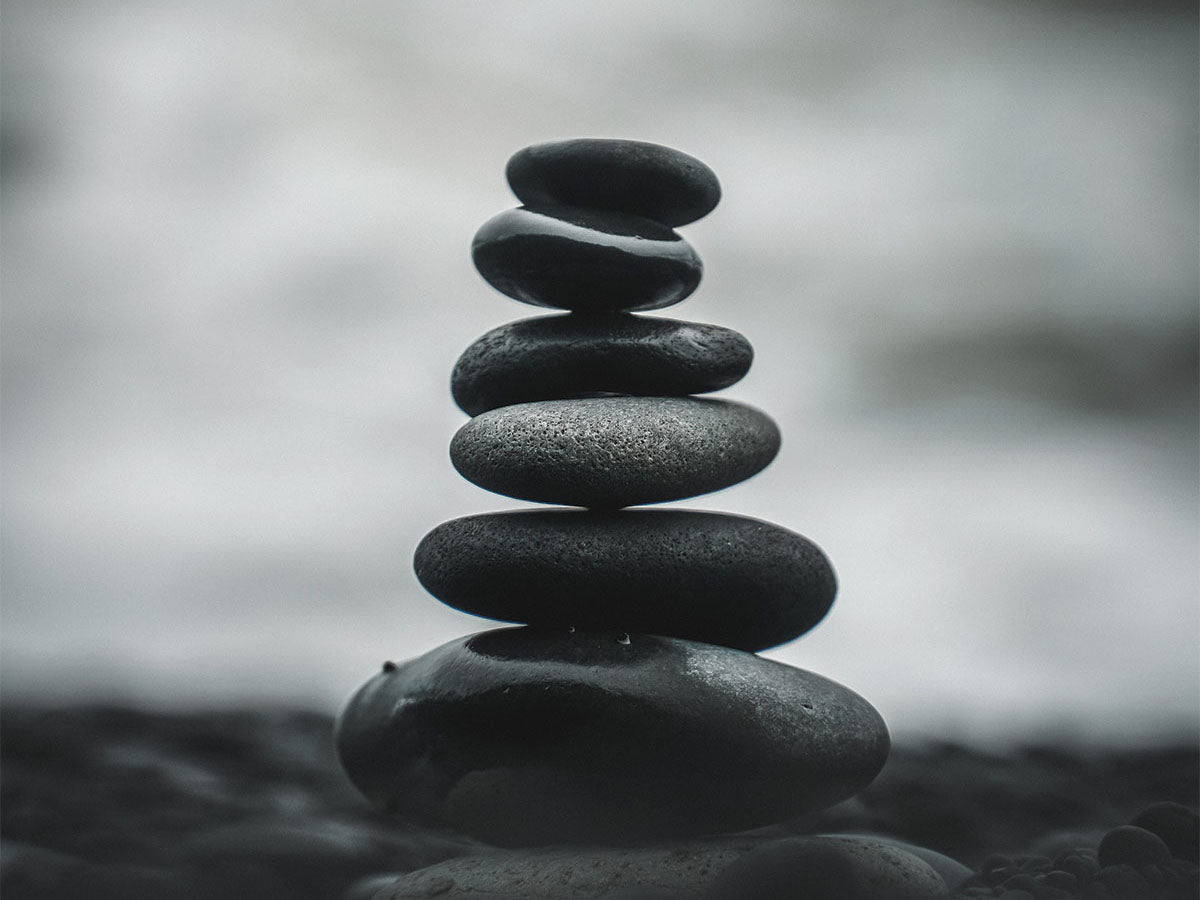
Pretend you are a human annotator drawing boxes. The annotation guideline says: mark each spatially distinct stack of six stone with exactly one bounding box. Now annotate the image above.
[336,139,889,849]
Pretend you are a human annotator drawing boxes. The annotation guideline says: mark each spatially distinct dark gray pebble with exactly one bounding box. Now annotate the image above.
[449,396,779,508]
[1003,873,1038,891]
[335,628,888,847]
[450,313,753,416]
[413,509,836,651]
[472,205,701,312]
[1097,863,1152,898]
[505,138,720,227]
[1042,870,1078,891]
[1129,802,1199,863]
[1098,826,1173,870]
[1054,852,1100,881]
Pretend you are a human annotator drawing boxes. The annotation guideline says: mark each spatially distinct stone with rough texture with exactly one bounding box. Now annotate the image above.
[413,509,836,652]
[335,628,889,848]
[451,313,753,416]
[365,835,942,900]
[820,835,971,892]
[707,837,948,900]
[471,206,701,312]
[505,138,721,227]
[449,396,779,508]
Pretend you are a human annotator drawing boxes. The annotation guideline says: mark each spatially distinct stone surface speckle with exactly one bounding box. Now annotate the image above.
[449,396,779,508]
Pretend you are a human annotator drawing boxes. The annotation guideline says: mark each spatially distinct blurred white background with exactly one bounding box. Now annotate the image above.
[2,0,1196,745]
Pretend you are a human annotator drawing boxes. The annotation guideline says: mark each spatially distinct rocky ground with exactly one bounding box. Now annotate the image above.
[1,706,1196,899]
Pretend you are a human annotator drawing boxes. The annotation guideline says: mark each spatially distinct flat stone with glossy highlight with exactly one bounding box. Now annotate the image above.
[471,206,701,312]
[451,313,753,416]
[335,628,888,848]
[505,139,721,227]
[449,396,779,507]
[413,509,835,651]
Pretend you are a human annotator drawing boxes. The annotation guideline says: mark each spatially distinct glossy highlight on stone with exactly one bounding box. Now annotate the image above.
[449,396,780,508]
[334,628,889,847]
[505,138,721,227]
[471,205,701,312]
[451,313,753,416]
[413,509,836,651]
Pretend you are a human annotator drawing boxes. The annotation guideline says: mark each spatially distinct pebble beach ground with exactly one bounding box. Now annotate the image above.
[1,706,1195,899]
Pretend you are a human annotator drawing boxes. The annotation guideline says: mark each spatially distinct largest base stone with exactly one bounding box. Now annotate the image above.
[336,628,889,848]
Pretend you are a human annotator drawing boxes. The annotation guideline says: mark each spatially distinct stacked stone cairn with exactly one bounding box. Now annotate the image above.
[336,140,922,895]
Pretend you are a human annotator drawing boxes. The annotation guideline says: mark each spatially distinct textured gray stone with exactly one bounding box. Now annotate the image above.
[364,835,944,899]
[413,509,835,652]
[451,313,753,416]
[707,836,948,900]
[335,629,889,848]
[505,138,721,227]
[820,835,972,892]
[449,397,779,508]
[471,206,701,312]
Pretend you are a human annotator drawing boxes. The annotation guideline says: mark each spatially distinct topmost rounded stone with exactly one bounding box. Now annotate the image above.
[506,139,721,227]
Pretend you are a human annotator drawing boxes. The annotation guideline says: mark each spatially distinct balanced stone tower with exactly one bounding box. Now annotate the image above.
[336,139,890,850]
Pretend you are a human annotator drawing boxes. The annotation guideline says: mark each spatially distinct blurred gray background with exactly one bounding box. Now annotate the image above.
[2,0,1196,745]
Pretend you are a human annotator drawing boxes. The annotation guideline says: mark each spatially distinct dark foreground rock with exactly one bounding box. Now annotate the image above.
[1,706,1196,899]
[336,629,889,846]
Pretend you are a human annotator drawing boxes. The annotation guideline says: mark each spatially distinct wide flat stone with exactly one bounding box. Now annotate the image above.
[413,509,836,652]
[451,313,753,416]
[335,628,889,848]
[449,397,779,508]
[505,138,721,227]
[708,836,949,900]
[471,206,701,312]
[364,835,948,899]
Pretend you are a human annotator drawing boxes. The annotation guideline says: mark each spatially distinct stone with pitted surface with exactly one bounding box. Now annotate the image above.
[449,396,779,508]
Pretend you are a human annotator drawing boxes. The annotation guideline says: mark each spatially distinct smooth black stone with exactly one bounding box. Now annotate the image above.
[451,313,753,416]
[449,396,780,508]
[471,205,701,312]
[1097,826,1173,869]
[1129,802,1199,862]
[334,628,889,847]
[412,509,836,651]
[505,139,721,227]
